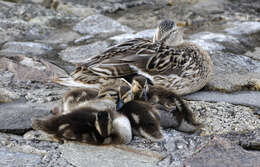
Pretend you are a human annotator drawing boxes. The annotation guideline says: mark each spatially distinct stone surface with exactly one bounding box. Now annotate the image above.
[0,102,52,134]
[59,142,159,167]
[184,91,260,109]
[225,22,260,35]
[0,57,69,82]
[59,41,110,63]
[0,147,42,167]
[222,129,260,151]
[184,137,260,167]
[0,41,52,57]
[0,87,20,103]
[188,101,260,136]
[0,0,260,166]
[110,29,155,44]
[62,0,152,13]
[73,14,133,36]
[189,32,240,52]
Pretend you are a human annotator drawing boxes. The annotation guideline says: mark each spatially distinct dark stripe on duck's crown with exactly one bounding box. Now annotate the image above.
[159,20,176,33]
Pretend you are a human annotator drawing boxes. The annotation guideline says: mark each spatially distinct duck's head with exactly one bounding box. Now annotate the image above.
[98,79,134,111]
[153,19,183,46]
[95,111,112,137]
[132,76,150,101]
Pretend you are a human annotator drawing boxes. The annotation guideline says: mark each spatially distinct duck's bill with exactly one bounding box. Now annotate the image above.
[116,99,125,111]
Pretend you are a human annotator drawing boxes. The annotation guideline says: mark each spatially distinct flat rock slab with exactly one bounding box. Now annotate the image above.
[0,57,68,82]
[188,101,260,136]
[184,91,260,109]
[59,41,109,63]
[110,29,155,44]
[59,142,159,167]
[0,102,52,134]
[73,14,133,36]
[225,21,260,35]
[184,137,260,167]
[0,147,42,167]
[0,87,20,103]
[0,41,53,57]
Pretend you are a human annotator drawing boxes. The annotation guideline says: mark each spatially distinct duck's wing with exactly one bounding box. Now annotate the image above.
[78,38,154,67]
[72,43,188,81]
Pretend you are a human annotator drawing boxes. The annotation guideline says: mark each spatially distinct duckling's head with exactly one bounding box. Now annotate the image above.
[98,87,119,103]
[98,79,134,110]
[153,19,183,46]
[132,76,150,100]
[95,111,112,137]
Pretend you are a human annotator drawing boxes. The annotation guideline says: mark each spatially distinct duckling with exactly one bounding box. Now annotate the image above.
[131,75,201,133]
[118,100,163,141]
[32,106,132,145]
[51,87,98,115]
[52,78,133,116]
[32,107,108,144]
[40,79,133,144]
[54,19,212,96]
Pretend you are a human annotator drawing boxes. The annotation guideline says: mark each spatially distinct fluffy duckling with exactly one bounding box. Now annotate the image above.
[32,106,132,145]
[118,99,163,141]
[51,87,98,115]
[32,107,109,144]
[52,78,133,116]
[36,79,134,145]
[131,75,201,133]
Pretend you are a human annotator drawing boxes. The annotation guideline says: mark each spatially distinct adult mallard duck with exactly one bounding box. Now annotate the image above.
[55,20,212,95]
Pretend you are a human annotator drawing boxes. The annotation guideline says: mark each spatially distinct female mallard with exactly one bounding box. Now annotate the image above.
[55,20,212,95]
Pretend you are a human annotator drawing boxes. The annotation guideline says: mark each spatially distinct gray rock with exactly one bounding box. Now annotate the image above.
[0,132,74,167]
[39,30,81,45]
[0,147,42,167]
[225,22,260,35]
[0,57,49,81]
[0,102,51,134]
[207,51,260,92]
[73,14,133,36]
[110,29,155,44]
[131,130,209,167]
[0,41,52,57]
[189,38,224,52]
[222,129,260,151]
[56,2,97,17]
[59,41,110,63]
[59,142,159,167]
[0,87,20,103]
[183,137,260,167]
[188,101,260,136]
[61,0,152,13]
[0,70,13,87]
[0,19,51,41]
[184,91,260,109]
[244,47,260,61]
[189,31,240,53]
[0,57,69,82]
[74,35,95,44]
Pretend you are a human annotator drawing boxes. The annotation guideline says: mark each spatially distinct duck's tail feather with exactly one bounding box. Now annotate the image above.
[53,77,99,89]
